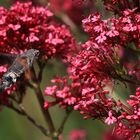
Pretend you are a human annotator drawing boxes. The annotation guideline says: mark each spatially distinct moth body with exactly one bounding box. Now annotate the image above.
[0,49,39,93]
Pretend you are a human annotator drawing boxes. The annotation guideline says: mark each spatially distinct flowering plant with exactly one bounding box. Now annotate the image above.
[0,0,140,140]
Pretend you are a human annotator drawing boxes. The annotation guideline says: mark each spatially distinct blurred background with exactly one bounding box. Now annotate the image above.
[0,0,132,140]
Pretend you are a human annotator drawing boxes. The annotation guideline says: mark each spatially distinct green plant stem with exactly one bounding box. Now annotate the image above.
[30,67,56,136]
[57,109,72,135]
[33,84,55,134]
[6,103,49,136]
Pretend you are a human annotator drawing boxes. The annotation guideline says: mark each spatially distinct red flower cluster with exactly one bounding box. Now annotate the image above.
[0,2,76,60]
[44,78,140,139]
[83,9,140,48]
[114,88,140,140]
[44,77,77,108]
[44,6,140,139]
[0,2,77,105]
[82,9,140,81]
[0,1,139,139]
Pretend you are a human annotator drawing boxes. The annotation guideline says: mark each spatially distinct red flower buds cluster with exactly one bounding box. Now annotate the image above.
[0,2,76,60]
[44,5,140,139]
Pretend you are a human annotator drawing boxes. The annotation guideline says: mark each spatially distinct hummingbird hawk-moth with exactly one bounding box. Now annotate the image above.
[0,49,39,93]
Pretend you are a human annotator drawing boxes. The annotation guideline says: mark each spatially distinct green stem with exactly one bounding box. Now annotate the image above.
[6,103,49,136]
[33,84,55,134]
[30,67,55,135]
[57,109,72,135]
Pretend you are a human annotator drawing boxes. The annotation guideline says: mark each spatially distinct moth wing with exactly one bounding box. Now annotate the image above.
[8,56,29,77]
[0,53,17,65]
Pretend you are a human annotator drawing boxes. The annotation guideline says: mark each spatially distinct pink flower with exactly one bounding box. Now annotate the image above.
[0,16,6,25]
[20,15,32,22]
[105,111,117,125]
[123,24,137,32]
[0,66,7,73]
[82,87,94,95]
[106,29,119,37]
[56,86,70,98]
[8,24,21,31]
[64,96,76,105]
[44,86,57,95]
[95,33,107,43]
[45,33,64,45]
[26,33,39,42]
[0,29,6,36]
[56,90,67,98]
[44,101,50,109]
[95,26,104,33]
